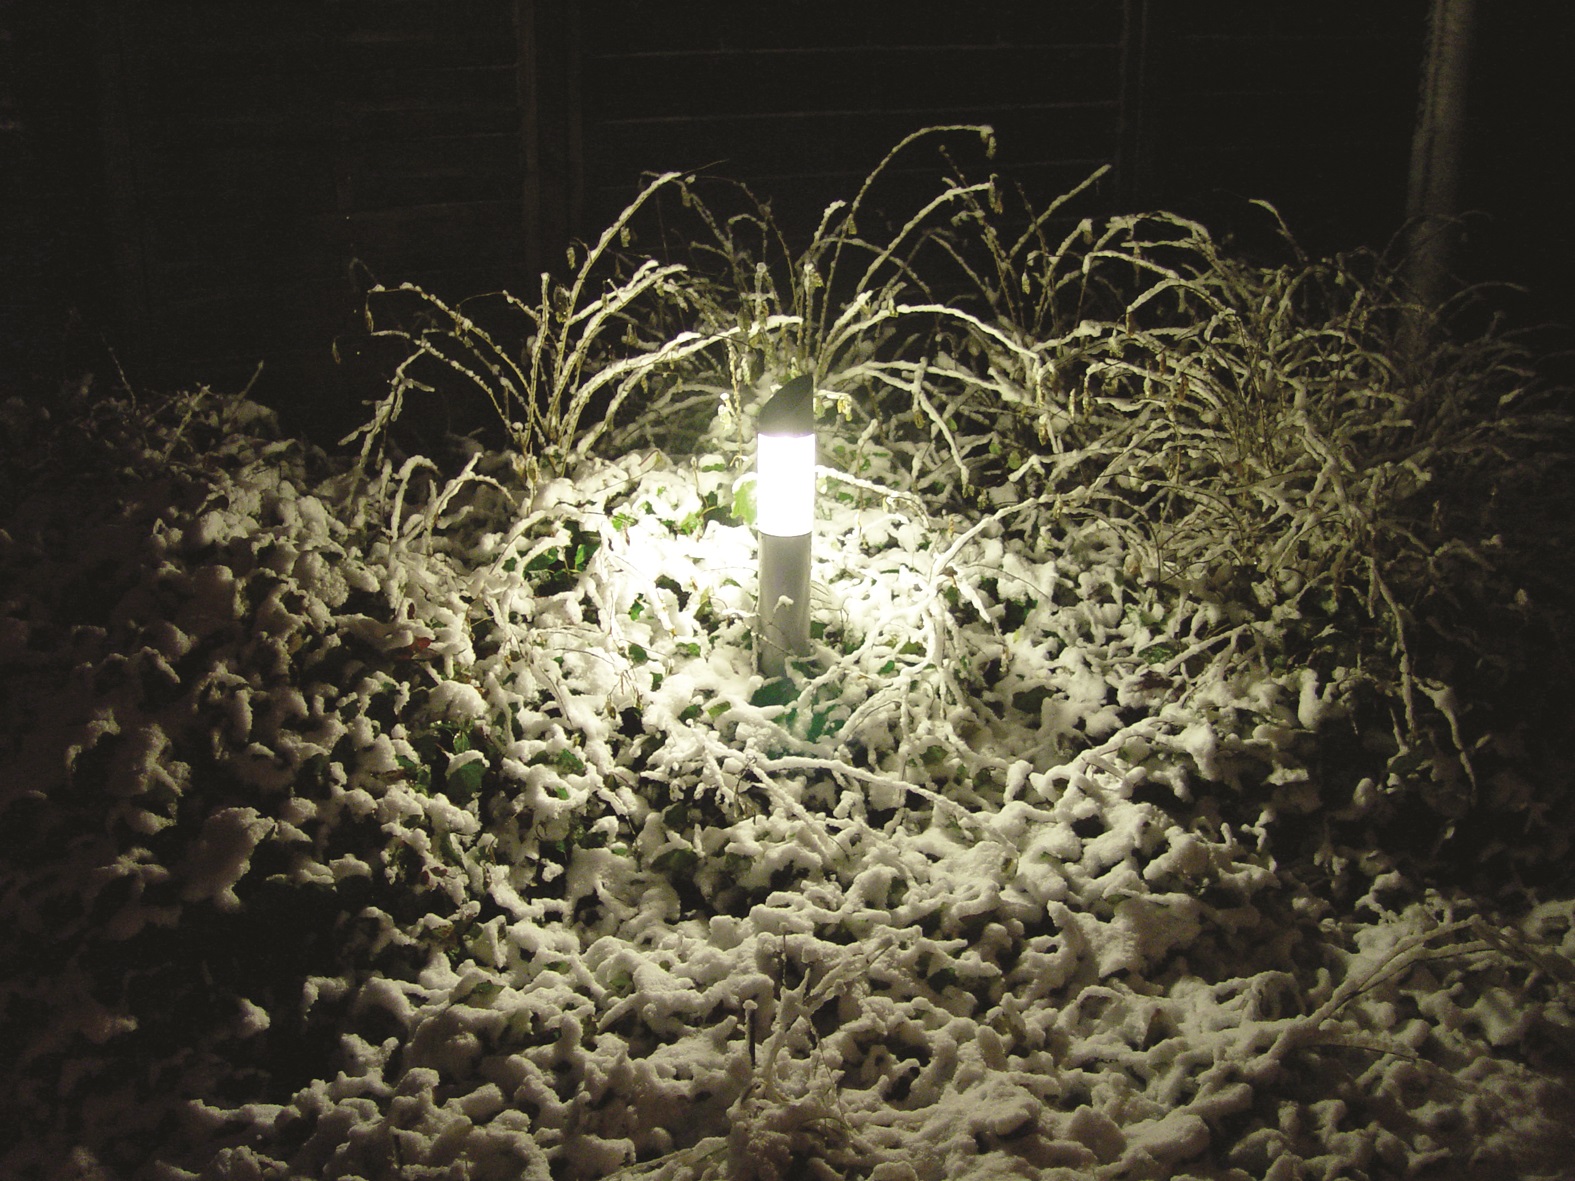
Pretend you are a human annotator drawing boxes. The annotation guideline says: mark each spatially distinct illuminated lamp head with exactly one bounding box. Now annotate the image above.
[756,375,815,676]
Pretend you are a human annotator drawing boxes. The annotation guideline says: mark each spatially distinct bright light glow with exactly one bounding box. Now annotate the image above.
[756,432,815,536]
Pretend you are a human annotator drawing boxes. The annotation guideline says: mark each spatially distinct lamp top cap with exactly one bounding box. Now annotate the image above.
[759,374,815,436]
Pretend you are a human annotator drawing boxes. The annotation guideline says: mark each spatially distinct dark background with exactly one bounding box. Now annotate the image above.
[2,1,1570,446]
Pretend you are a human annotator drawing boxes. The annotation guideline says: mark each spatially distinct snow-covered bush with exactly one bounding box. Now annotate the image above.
[353,126,1573,879]
[2,130,1573,1181]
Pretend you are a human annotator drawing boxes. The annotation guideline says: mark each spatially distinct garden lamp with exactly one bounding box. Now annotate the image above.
[756,374,815,677]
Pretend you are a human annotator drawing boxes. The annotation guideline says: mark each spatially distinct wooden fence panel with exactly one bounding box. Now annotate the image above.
[579,0,1129,245]
[4,1,1451,438]
[1135,1,1424,254]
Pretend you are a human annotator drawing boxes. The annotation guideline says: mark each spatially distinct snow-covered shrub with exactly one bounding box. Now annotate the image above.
[348,169,743,489]
[5,132,1574,1181]
[354,124,1572,884]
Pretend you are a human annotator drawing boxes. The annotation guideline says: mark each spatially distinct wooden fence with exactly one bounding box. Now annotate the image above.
[5,1,1448,440]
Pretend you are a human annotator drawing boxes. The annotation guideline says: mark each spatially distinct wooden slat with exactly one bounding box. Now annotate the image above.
[341,199,527,278]
[335,134,522,213]
[158,281,346,353]
[340,104,522,141]
[588,113,1116,188]
[586,0,1123,54]
[1170,36,1419,98]
[583,45,1122,120]
[1166,89,1413,140]
[333,0,517,42]
[588,156,1116,239]
[1161,0,1419,39]
[341,64,521,112]
[339,32,519,72]
[126,3,327,54]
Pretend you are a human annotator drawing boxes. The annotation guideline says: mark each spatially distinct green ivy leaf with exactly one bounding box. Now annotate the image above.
[1000,597,1036,632]
[806,706,842,743]
[1012,685,1054,714]
[732,478,758,527]
[750,678,798,708]
[445,758,485,802]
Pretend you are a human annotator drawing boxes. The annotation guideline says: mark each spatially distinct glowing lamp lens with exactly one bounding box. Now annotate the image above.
[756,432,815,537]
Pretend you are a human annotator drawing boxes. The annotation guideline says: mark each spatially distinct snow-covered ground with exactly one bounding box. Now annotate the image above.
[2,369,1573,1181]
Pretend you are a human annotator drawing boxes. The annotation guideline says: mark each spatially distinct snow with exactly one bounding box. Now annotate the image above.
[1,361,1573,1181]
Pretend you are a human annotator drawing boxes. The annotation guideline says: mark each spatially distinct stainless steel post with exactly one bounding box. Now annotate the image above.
[758,530,811,677]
